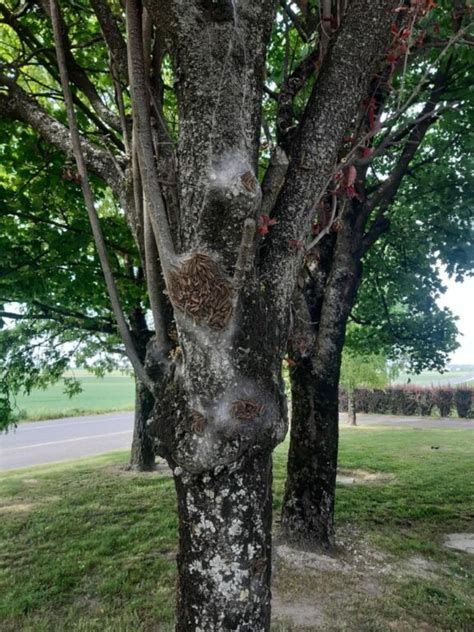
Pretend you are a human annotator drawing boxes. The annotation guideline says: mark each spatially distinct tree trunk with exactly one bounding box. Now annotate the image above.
[148,362,285,631]
[347,390,357,426]
[174,450,272,631]
[281,208,364,547]
[282,358,338,548]
[129,377,156,470]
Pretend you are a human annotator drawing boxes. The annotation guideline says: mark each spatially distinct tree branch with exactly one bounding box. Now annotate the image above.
[261,0,399,337]
[0,80,123,195]
[90,0,129,81]
[364,65,450,218]
[260,147,289,216]
[126,0,175,270]
[49,0,153,392]
[279,0,309,42]
[0,3,124,148]
[277,47,320,148]
[37,0,123,132]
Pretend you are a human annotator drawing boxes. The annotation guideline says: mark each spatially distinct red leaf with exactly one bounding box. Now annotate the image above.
[257,214,278,236]
[344,164,357,188]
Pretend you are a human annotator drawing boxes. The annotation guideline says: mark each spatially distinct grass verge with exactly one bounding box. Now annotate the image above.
[10,374,135,423]
[0,427,473,630]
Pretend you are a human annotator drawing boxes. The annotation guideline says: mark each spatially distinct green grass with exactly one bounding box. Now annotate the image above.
[11,372,135,422]
[10,365,474,424]
[396,368,474,387]
[1,427,473,630]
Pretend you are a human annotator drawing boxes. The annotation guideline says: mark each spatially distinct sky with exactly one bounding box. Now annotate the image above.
[437,272,474,365]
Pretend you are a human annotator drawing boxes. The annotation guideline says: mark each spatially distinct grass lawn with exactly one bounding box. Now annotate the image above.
[396,368,474,387]
[11,371,135,422]
[0,427,473,631]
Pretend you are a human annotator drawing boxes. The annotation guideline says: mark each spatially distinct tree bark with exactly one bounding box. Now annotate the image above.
[174,450,272,631]
[282,208,364,547]
[129,377,156,470]
[282,357,339,548]
[347,390,357,426]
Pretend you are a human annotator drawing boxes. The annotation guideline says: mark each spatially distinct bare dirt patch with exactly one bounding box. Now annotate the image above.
[272,595,326,629]
[337,468,395,485]
[0,495,60,515]
[444,533,474,554]
[271,526,445,630]
[105,460,171,478]
[0,502,37,513]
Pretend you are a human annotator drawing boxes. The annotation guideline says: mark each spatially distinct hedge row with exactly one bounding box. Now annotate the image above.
[339,386,474,419]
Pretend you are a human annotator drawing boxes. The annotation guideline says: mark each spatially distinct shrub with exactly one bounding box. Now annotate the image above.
[401,387,419,415]
[433,388,453,417]
[355,388,371,414]
[369,389,391,414]
[415,388,435,416]
[339,385,472,418]
[454,388,473,418]
[389,387,408,415]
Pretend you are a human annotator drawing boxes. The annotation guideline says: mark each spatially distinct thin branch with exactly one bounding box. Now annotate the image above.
[279,0,309,42]
[144,206,171,354]
[38,0,123,133]
[261,146,289,216]
[0,308,115,335]
[90,0,129,81]
[365,66,450,216]
[306,193,338,251]
[125,0,175,273]
[49,0,153,392]
[364,104,453,165]
[381,26,469,130]
[277,47,320,146]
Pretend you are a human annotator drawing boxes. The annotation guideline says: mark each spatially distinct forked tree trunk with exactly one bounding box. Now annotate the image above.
[129,377,156,470]
[140,1,396,626]
[174,450,272,631]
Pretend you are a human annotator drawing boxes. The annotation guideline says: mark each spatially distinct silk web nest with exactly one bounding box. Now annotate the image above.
[168,253,233,329]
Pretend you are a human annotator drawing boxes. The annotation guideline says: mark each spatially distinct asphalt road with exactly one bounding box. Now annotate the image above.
[0,412,134,471]
[0,411,471,472]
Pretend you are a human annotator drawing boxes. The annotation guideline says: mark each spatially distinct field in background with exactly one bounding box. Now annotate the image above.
[12,371,135,421]
[395,365,474,387]
[0,427,472,631]
[10,365,474,422]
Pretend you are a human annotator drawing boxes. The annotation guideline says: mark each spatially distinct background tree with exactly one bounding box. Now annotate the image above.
[280,0,473,548]
[0,120,157,469]
[340,350,390,425]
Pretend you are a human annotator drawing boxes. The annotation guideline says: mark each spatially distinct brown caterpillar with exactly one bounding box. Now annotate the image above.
[168,253,233,329]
